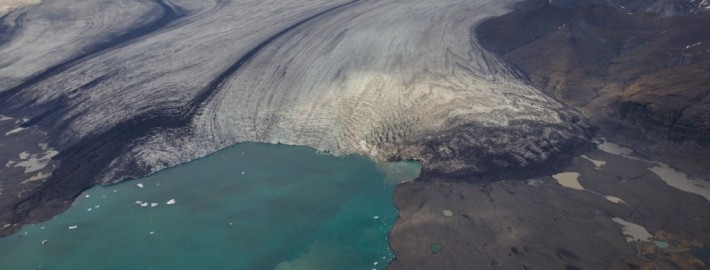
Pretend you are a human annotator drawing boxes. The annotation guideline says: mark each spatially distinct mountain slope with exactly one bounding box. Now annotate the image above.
[478,0,710,176]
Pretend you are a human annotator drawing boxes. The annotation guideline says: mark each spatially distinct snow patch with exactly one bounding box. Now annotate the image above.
[22,172,51,183]
[581,155,606,169]
[595,139,634,157]
[13,149,58,173]
[604,196,625,204]
[612,217,652,242]
[5,127,26,136]
[552,172,584,190]
[649,163,710,201]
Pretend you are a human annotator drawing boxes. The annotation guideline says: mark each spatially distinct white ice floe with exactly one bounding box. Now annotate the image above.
[68,225,78,230]
[612,217,652,242]
[581,155,606,169]
[140,202,148,207]
[166,199,176,205]
[373,216,379,219]
[135,200,143,205]
[552,172,584,190]
[136,183,144,188]
[150,202,158,208]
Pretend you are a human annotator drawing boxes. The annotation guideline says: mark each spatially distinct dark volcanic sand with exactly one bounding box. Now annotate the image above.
[388,146,710,270]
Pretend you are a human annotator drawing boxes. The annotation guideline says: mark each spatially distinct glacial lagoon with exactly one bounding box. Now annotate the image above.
[0,142,420,269]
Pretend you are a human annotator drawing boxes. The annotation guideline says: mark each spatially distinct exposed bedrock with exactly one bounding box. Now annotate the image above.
[477,0,710,176]
[0,0,590,234]
[550,0,710,17]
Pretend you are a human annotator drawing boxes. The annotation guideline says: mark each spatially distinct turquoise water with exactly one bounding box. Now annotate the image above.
[653,241,670,249]
[0,143,419,270]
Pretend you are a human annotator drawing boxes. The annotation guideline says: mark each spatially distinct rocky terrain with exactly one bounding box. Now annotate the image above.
[0,0,591,236]
[477,0,710,178]
[389,143,710,270]
[551,0,710,17]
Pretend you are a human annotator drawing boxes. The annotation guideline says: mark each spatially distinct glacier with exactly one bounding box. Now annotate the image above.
[0,0,590,233]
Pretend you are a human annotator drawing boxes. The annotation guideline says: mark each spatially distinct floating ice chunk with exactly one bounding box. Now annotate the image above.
[373,216,379,219]
[166,199,176,205]
[87,208,92,211]
[68,225,78,230]
[135,200,143,205]
[241,171,246,175]
[149,231,154,235]
[141,202,148,207]
[136,183,144,188]
[150,202,159,208]
[85,194,90,198]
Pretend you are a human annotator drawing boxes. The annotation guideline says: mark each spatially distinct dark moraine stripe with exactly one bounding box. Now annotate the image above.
[0,0,361,237]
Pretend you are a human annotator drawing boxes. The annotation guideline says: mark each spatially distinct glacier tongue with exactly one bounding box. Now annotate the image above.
[130,0,589,181]
[0,0,589,229]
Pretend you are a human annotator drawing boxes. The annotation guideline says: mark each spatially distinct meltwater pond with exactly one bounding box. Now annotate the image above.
[0,143,420,269]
